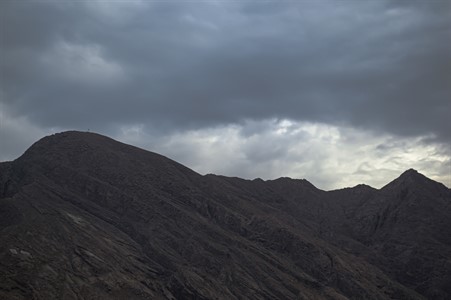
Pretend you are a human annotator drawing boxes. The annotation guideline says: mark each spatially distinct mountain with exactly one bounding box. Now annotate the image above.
[0,131,450,300]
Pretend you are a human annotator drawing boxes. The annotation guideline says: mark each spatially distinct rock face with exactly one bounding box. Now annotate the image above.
[0,131,450,300]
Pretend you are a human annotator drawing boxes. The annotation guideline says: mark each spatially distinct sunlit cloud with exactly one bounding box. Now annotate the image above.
[115,119,451,190]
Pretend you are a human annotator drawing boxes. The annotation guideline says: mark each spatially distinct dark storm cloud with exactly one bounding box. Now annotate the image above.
[1,0,450,142]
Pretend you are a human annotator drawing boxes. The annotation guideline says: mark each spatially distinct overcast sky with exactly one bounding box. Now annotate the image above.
[1,0,450,190]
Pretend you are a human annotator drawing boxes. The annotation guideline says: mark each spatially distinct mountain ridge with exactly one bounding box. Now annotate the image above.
[6,131,443,192]
[1,131,450,299]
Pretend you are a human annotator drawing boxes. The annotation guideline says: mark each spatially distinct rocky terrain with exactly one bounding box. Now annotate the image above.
[0,131,450,299]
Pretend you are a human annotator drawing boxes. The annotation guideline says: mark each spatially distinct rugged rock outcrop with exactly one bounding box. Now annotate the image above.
[0,131,450,299]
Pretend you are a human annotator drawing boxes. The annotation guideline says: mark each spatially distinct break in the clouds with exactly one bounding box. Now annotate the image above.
[1,0,450,189]
[115,119,450,190]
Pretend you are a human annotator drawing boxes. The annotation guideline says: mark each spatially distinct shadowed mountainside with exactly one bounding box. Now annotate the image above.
[1,131,450,299]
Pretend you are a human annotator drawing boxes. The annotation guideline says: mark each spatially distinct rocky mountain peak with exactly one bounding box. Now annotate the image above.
[1,132,449,300]
[382,168,446,194]
[399,168,421,178]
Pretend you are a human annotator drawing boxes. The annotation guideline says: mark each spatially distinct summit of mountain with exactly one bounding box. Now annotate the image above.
[381,168,448,194]
[1,131,449,299]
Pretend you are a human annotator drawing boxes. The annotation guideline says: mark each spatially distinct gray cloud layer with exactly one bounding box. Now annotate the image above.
[1,0,450,188]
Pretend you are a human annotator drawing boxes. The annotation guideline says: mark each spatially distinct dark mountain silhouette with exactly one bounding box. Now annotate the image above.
[1,131,450,299]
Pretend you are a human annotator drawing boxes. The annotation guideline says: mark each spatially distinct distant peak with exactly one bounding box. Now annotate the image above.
[271,177,319,190]
[402,168,419,175]
[353,183,375,190]
[398,168,424,181]
[381,168,441,192]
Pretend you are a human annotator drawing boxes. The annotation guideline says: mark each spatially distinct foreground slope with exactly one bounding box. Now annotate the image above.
[0,131,449,299]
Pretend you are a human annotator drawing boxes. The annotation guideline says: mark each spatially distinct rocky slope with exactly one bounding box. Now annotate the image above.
[0,131,450,299]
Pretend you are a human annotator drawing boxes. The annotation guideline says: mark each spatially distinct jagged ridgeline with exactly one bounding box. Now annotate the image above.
[1,131,450,299]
